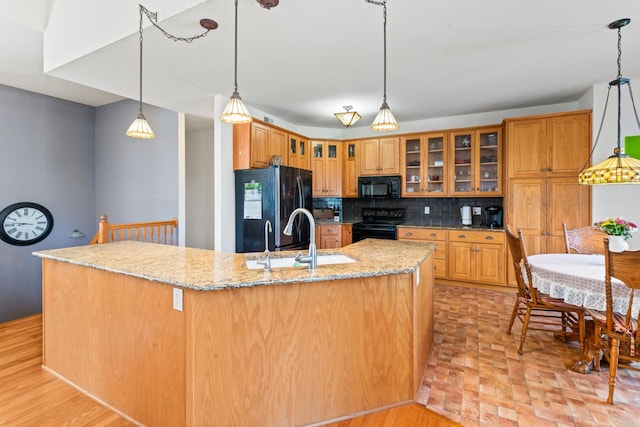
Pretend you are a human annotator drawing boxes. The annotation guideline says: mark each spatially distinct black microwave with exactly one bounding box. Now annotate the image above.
[358,175,401,199]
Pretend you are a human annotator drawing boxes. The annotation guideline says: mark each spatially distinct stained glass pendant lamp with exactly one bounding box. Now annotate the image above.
[334,106,362,127]
[578,18,640,185]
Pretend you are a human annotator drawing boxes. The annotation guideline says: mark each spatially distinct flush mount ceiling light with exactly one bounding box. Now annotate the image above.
[366,0,399,132]
[579,18,640,185]
[334,105,362,127]
[220,0,253,124]
[126,5,217,139]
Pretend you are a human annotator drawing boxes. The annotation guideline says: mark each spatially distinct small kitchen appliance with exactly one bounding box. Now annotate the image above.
[485,205,503,228]
[461,205,472,227]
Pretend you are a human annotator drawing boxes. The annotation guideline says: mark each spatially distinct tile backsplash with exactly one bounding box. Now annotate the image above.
[313,197,503,227]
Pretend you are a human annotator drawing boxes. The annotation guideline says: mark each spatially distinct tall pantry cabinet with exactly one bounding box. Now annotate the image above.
[504,110,592,283]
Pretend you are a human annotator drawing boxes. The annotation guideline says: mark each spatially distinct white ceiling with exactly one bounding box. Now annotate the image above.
[2,0,640,129]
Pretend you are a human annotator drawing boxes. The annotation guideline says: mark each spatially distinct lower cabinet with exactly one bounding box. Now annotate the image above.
[447,230,505,285]
[397,227,446,279]
[316,224,342,249]
[342,224,353,247]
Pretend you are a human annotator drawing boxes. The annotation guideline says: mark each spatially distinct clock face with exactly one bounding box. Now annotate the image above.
[0,202,54,246]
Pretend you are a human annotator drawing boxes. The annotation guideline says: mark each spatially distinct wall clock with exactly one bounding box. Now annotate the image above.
[0,202,54,246]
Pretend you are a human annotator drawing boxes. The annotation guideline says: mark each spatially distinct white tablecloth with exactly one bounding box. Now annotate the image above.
[527,253,640,319]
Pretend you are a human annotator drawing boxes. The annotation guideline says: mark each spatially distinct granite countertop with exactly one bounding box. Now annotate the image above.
[399,223,505,232]
[33,239,435,291]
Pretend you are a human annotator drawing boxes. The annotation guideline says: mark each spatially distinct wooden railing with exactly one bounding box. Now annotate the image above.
[89,215,178,245]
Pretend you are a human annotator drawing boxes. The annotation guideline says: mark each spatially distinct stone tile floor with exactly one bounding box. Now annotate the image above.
[417,285,640,426]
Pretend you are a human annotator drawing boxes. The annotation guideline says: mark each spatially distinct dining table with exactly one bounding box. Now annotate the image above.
[526,253,640,373]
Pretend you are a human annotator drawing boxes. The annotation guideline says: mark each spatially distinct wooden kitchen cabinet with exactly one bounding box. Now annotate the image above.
[288,133,310,170]
[397,227,446,279]
[447,230,505,285]
[359,137,400,176]
[504,110,592,285]
[233,120,287,170]
[401,133,447,197]
[316,224,342,249]
[311,140,342,197]
[342,141,359,197]
[449,126,502,196]
[342,224,353,246]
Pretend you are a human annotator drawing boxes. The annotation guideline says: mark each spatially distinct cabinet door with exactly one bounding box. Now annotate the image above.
[447,241,473,281]
[379,137,400,174]
[343,142,359,197]
[425,133,447,195]
[506,178,546,256]
[402,136,424,196]
[547,113,591,176]
[324,142,341,196]
[475,243,505,284]
[342,225,352,246]
[250,122,271,168]
[477,128,501,195]
[311,142,326,196]
[360,139,381,175]
[450,131,475,196]
[546,176,591,253]
[288,134,299,168]
[270,128,287,164]
[505,118,546,178]
[298,137,310,170]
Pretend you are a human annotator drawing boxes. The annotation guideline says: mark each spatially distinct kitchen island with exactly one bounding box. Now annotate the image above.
[34,239,435,427]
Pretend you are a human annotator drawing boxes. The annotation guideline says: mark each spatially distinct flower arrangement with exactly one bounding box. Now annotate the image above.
[594,217,638,240]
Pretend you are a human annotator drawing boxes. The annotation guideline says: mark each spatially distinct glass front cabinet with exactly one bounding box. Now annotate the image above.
[449,127,502,196]
[401,132,447,197]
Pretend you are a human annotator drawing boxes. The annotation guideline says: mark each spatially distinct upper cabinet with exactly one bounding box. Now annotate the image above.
[311,140,342,197]
[359,137,400,176]
[342,141,359,198]
[233,120,287,170]
[449,127,502,196]
[288,133,310,170]
[401,133,447,197]
[505,112,590,178]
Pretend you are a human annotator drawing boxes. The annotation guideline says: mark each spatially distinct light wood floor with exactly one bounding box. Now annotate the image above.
[0,314,132,426]
[0,314,460,427]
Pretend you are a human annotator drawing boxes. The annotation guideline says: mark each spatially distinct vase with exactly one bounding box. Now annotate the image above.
[608,235,629,252]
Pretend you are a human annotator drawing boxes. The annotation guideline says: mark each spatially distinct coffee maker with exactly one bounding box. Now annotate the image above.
[485,206,503,228]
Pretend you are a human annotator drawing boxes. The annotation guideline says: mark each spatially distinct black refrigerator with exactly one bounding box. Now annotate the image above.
[235,165,312,253]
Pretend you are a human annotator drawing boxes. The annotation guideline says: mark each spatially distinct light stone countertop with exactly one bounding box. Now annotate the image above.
[33,239,435,291]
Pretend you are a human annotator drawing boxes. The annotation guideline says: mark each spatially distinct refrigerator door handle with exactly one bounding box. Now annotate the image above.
[295,174,304,237]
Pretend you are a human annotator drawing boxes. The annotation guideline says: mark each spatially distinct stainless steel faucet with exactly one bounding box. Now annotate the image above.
[257,219,272,272]
[284,208,317,269]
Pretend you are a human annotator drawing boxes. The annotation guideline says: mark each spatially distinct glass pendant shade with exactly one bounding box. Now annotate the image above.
[371,101,399,132]
[334,108,361,127]
[578,152,640,184]
[126,112,155,139]
[221,91,252,124]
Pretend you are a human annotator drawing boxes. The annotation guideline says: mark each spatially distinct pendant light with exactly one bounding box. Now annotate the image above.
[220,0,252,124]
[334,105,362,127]
[126,5,217,139]
[578,18,640,185]
[367,0,399,132]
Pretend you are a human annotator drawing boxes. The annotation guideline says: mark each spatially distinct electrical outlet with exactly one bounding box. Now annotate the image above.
[424,206,430,214]
[173,288,183,312]
[472,207,482,216]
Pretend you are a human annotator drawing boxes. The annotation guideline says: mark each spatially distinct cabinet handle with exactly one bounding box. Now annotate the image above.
[429,233,437,238]
[485,235,494,240]
[327,229,333,233]
[458,234,466,239]
[406,232,413,236]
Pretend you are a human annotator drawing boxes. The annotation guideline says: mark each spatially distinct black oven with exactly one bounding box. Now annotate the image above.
[358,176,401,199]
[351,208,405,243]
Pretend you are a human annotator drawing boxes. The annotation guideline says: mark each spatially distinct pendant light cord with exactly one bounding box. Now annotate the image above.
[234,0,239,93]
[137,7,145,115]
[366,0,389,105]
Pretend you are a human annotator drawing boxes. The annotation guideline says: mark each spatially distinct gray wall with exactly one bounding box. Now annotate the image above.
[95,100,179,224]
[0,90,180,323]
[0,85,95,323]
[185,124,214,249]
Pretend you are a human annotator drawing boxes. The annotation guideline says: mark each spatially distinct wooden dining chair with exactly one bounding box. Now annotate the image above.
[588,239,640,404]
[562,223,607,255]
[505,227,586,355]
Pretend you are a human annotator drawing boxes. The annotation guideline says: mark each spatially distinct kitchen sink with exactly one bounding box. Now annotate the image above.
[245,254,356,270]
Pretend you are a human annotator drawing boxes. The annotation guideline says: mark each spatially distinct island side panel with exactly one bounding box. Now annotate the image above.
[185,274,416,427]
[42,259,186,427]
[413,254,434,396]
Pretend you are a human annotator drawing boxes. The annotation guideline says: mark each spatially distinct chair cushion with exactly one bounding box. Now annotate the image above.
[586,309,639,334]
